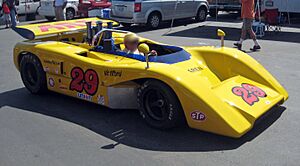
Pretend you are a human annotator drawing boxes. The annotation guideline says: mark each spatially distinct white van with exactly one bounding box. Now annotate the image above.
[110,0,209,28]
[261,0,300,14]
[38,0,79,21]
[16,0,40,15]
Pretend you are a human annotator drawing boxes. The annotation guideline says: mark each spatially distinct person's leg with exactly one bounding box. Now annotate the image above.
[55,7,64,21]
[10,8,17,27]
[55,7,60,21]
[234,19,247,50]
[59,7,65,21]
[247,19,261,50]
[4,14,9,28]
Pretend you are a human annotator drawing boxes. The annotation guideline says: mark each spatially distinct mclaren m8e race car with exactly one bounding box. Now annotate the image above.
[12,17,288,138]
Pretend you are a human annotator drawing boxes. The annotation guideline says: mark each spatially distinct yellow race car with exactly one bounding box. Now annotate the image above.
[12,18,288,138]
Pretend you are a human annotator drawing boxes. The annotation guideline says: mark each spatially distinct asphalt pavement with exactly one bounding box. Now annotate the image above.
[0,15,300,166]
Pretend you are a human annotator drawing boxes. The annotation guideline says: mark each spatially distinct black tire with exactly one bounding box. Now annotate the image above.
[147,12,161,29]
[25,13,36,21]
[20,54,47,94]
[121,23,132,27]
[196,6,208,22]
[137,80,185,129]
[66,8,75,20]
[45,16,55,21]
[209,9,218,18]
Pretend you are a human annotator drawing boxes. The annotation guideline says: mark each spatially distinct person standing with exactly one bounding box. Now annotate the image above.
[5,0,18,27]
[2,0,11,28]
[234,0,261,51]
[54,0,67,21]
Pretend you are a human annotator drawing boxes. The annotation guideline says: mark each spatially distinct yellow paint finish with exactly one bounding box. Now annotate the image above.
[13,25,288,138]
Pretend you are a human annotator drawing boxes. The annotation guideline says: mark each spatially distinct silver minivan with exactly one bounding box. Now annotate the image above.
[110,0,209,28]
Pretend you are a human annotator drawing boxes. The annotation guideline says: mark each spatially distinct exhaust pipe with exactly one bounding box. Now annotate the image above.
[96,21,103,32]
[86,21,92,45]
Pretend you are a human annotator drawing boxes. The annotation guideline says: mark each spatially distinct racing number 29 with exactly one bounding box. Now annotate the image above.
[70,67,99,95]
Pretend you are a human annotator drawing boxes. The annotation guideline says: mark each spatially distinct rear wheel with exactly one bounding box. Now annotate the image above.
[25,13,36,21]
[121,23,132,28]
[45,16,55,21]
[196,6,208,22]
[209,9,218,18]
[137,80,185,129]
[147,12,161,29]
[20,54,47,94]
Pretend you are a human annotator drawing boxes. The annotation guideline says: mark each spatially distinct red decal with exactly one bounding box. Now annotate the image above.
[232,83,266,106]
[54,23,77,29]
[70,67,99,96]
[83,69,99,96]
[39,25,65,32]
[70,67,84,92]
[39,20,98,32]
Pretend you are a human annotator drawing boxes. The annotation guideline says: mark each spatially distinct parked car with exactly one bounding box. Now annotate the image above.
[78,0,111,18]
[110,0,209,29]
[16,0,41,15]
[207,0,241,17]
[38,0,79,21]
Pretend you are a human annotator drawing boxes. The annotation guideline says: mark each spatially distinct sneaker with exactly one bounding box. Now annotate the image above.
[234,42,242,50]
[250,45,261,51]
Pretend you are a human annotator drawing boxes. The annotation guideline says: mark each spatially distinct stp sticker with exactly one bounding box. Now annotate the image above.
[191,111,206,121]
[49,78,55,87]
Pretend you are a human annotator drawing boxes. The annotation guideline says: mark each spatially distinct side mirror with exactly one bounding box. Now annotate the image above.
[217,29,226,47]
[138,43,151,69]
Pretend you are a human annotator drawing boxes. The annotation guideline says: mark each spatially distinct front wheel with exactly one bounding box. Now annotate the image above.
[137,80,185,129]
[20,54,47,94]
[66,8,75,20]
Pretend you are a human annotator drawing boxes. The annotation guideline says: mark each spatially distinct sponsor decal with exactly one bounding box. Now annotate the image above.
[49,78,55,87]
[44,60,61,65]
[77,92,92,101]
[70,67,99,96]
[104,70,122,77]
[59,84,68,90]
[188,67,202,72]
[191,111,206,121]
[97,95,105,105]
[232,83,267,106]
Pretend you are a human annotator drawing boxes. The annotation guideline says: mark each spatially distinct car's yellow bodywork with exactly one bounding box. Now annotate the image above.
[12,18,288,138]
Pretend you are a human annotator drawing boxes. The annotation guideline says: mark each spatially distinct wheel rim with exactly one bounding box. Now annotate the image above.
[199,10,206,20]
[24,63,38,87]
[144,89,168,121]
[66,10,74,20]
[150,15,160,28]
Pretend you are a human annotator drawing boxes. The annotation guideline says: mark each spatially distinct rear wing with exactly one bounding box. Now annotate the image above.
[12,17,119,40]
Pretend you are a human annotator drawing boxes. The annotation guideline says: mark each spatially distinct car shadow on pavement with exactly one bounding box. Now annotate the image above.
[165,25,300,44]
[0,88,286,152]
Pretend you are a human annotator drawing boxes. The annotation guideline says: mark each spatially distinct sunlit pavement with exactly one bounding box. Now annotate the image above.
[0,15,299,166]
